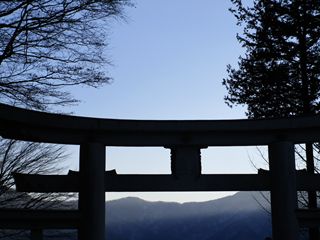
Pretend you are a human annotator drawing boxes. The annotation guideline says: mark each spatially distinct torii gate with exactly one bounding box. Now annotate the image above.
[0,103,320,240]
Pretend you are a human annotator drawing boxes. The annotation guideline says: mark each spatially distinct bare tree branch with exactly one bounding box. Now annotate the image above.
[0,0,131,110]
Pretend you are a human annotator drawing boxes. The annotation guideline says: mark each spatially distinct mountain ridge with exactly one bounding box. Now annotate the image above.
[106,191,272,240]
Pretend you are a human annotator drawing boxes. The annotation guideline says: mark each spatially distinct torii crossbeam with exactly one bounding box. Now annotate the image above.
[1,103,320,240]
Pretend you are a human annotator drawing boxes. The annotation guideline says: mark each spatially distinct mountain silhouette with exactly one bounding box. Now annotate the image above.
[106,191,272,240]
[0,191,272,239]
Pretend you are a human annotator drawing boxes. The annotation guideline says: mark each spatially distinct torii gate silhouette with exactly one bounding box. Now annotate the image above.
[0,103,319,240]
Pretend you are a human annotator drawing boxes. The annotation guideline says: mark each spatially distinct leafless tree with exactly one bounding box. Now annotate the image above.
[251,144,320,210]
[0,0,131,237]
[0,138,76,239]
[0,0,131,110]
[0,0,131,197]
[0,139,71,209]
[0,0,130,191]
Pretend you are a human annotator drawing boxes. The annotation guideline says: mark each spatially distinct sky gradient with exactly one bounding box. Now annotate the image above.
[65,0,266,203]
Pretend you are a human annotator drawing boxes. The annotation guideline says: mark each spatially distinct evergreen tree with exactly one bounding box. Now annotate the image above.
[224,1,320,239]
[223,0,320,118]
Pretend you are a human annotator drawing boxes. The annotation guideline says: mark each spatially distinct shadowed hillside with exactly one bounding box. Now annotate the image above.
[106,192,272,240]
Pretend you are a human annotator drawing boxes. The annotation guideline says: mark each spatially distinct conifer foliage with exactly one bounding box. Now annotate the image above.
[224,1,320,238]
[223,0,320,118]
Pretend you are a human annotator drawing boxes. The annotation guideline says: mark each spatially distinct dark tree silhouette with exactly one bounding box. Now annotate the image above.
[0,1,131,237]
[224,1,320,239]
[0,0,131,111]
[0,139,76,239]
[224,0,320,118]
[0,139,69,208]
[0,0,131,196]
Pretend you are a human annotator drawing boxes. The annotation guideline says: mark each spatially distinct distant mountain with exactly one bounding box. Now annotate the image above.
[106,192,272,240]
[0,191,272,239]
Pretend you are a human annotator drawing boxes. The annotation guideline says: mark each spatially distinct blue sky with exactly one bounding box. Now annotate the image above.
[66,1,266,202]
[71,0,248,120]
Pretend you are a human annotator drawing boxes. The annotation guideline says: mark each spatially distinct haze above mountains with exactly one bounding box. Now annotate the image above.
[0,191,272,239]
[106,191,272,240]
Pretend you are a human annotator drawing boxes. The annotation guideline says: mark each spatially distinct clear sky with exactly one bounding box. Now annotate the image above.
[65,0,266,203]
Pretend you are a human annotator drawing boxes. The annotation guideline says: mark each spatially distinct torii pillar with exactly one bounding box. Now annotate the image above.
[269,141,299,240]
[78,142,106,240]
